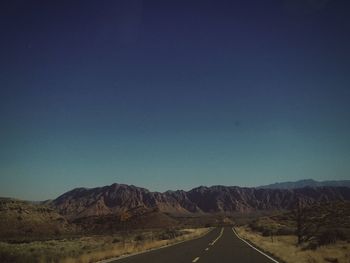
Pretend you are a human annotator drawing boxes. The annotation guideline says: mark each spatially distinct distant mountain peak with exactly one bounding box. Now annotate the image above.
[258,179,350,189]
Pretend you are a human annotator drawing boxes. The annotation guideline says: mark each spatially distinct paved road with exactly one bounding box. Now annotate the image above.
[112,227,277,263]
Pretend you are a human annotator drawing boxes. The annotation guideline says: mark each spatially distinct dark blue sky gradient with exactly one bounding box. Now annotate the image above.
[1,0,350,200]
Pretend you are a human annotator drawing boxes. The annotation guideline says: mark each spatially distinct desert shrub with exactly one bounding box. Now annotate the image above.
[112,238,120,243]
[249,220,264,233]
[261,229,277,237]
[275,226,295,236]
[0,251,38,263]
[249,219,279,237]
[261,229,271,236]
[157,229,182,240]
[317,229,347,246]
[134,234,146,242]
[0,253,22,262]
[304,241,318,250]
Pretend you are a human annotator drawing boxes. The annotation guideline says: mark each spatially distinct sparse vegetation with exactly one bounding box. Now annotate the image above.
[234,201,350,263]
[246,202,350,247]
[0,198,76,241]
[0,228,210,263]
[236,226,350,263]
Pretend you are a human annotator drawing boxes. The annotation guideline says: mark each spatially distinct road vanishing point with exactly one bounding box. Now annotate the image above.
[111,227,279,263]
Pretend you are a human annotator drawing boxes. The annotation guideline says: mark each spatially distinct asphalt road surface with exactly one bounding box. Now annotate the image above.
[112,227,277,263]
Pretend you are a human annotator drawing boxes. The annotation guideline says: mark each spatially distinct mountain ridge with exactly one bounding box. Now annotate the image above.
[258,179,350,189]
[52,183,350,220]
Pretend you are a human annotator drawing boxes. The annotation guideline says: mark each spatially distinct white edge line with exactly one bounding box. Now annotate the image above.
[232,227,280,263]
[96,228,214,263]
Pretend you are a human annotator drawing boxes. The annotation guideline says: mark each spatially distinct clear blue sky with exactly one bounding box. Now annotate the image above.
[1,0,350,200]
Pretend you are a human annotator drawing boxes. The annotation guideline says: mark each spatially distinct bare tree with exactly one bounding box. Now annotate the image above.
[293,198,322,245]
[294,198,306,245]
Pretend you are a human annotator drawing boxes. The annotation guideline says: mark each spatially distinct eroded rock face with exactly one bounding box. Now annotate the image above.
[52,183,350,219]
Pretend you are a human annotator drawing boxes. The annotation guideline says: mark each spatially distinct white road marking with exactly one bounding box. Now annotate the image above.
[210,227,224,245]
[232,227,280,263]
[96,228,214,263]
[205,247,209,251]
[192,257,200,262]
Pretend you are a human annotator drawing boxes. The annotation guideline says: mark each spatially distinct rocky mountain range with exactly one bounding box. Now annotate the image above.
[52,183,350,220]
[2,183,350,237]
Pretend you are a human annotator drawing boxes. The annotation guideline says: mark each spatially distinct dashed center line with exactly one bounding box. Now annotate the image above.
[192,228,222,263]
[210,227,224,246]
[192,256,200,262]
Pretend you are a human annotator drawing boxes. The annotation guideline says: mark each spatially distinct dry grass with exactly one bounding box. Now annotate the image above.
[235,226,350,263]
[0,228,210,263]
[71,228,210,263]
